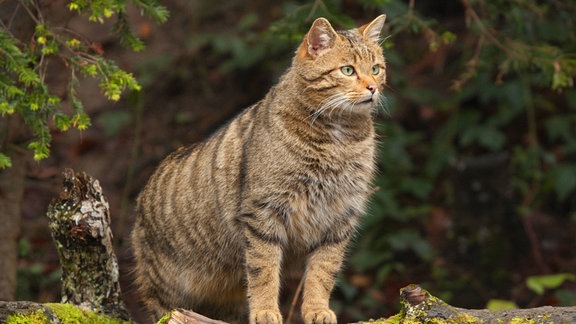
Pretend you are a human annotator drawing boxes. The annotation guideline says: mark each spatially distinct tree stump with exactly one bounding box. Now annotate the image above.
[46,168,129,320]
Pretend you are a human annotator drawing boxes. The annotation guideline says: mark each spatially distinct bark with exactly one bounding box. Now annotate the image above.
[0,115,33,301]
[0,1,37,299]
[369,284,576,324]
[166,309,229,324]
[45,168,130,320]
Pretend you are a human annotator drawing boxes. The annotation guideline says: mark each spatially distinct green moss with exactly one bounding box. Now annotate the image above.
[156,311,172,324]
[447,312,483,323]
[362,313,403,323]
[6,309,48,324]
[509,319,535,324]
[46,303,129,324]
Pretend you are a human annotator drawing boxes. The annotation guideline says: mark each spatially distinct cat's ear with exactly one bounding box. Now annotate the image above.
[305,17,338,59]
[359,14,386,44]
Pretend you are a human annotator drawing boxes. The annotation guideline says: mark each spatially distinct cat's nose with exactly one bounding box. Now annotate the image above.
[367,84,377,94]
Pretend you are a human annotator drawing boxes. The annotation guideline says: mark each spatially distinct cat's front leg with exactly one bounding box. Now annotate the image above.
[301,241,347,324]
[242,222,284,324]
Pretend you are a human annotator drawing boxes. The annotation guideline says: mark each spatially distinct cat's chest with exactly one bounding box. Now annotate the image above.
[282,162,372,250]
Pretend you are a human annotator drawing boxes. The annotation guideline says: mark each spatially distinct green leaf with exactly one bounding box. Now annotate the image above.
[545,115,576,143]
[115,14,146,51]
[441,31,457,44]
[460,125,506,151]
[27,141,50,161]
[0,101,16,115]
[132,0,170,23]
[478,127,506,151]
[0,153,12,169]
[526,273,576,295]
[54,114,72,131]
[72,112,91,130]
[547,164,576,201]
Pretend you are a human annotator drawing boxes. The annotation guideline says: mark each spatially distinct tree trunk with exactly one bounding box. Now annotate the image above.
[0,115,33,301]
[0,147,27,301]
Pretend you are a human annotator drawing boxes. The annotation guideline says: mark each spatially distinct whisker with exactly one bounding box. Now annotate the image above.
[375,93,391,117]
[307,93,349,124]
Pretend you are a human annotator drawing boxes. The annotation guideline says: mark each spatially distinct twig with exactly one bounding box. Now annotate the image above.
[286,277,305,324]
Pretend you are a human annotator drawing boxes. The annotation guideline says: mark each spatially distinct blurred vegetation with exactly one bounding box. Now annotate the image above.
[0,0,168,167]
[2,0,576,322]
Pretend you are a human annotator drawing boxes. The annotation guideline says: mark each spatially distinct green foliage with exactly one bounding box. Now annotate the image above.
[0,152,12,168]
[16,238,61,301]
[0,0,168,167]
[526,273,576,295]
[190,13,271,72]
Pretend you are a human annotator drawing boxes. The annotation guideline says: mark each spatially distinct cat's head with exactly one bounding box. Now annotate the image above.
[293,15,386,116]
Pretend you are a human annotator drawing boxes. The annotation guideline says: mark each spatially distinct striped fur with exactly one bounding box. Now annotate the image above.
[131,15,387,324]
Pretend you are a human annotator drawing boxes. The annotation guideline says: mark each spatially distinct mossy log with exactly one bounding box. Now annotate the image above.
[0,301,129,323]
[367,284,576,324]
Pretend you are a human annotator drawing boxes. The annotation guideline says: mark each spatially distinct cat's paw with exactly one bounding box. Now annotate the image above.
[250,309,282,324]
[302,308,337,324]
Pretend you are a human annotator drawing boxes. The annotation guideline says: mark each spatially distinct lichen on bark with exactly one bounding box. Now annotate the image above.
[362,285,576,324]
[46,169,129,320]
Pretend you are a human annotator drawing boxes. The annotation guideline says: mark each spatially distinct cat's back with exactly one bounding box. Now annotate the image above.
[133,102,262,237]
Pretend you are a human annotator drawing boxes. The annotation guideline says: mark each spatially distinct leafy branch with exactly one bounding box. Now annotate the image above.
[455,0,576,91]
[0,0,169,168]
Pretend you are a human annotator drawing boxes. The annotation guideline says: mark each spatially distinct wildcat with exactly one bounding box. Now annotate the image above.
[131,15,387,324]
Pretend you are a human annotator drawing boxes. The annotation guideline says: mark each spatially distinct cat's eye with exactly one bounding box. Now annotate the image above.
[340,66,355,76]
[371,65,380,75]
